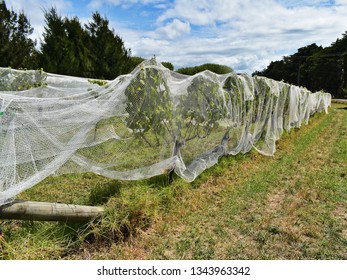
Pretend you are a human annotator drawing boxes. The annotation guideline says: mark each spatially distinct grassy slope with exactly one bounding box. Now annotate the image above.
[0,103,346,259]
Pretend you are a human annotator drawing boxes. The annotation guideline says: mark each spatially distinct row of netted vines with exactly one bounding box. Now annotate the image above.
[0,58,331,205]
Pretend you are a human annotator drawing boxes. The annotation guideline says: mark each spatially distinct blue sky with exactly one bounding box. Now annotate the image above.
[5,0,347,73]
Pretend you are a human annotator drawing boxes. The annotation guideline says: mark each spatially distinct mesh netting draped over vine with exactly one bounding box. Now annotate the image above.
[0,59,331,205]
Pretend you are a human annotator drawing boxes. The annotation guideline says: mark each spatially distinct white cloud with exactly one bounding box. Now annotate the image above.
[87,0,166,9]
[146,0,347,72]
[155,19,190,39]
[87,0,104,9]
[158,0,242,25]
[6,0,73,11]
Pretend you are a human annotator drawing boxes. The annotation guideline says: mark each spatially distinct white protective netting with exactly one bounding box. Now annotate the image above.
[0,58,331,205]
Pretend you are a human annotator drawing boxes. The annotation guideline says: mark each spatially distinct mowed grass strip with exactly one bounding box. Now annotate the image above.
[0,103,346,259]
[82,103,346,260]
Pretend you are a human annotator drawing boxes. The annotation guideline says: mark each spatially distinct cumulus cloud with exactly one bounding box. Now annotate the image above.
[101,0,347,72]
[158,0,241,25]
[144,0,347,72]
[87,0,166,9]
[87,0,104,9]
[155,19,190,39]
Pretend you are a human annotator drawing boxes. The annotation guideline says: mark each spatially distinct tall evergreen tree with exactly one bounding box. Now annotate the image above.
[85,12,131,79]
[0,0,36,68]
[40,9,93,77]
[61,16,93,77]
[40,8,69,74]
[40,9,131,79]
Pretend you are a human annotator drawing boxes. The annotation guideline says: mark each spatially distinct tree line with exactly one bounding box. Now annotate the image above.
[1,0,134,79]
[3,0,347,95]
[0,0,234,80]
[253,32,347,99]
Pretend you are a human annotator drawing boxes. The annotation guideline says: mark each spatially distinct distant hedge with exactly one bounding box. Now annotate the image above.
[177,63,233,75]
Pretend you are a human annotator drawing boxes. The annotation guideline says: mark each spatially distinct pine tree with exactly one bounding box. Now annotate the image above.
[0,0,36,68]
[40,9,94,77]
[61,16,93,77]
[40,9,132,79]
[85,12,131,79]
[40,8,69,74]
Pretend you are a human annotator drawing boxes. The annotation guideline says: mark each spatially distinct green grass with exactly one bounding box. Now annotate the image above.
[0,103,346,259]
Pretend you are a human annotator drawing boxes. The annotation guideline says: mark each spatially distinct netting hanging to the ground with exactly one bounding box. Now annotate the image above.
[0,59,331,205]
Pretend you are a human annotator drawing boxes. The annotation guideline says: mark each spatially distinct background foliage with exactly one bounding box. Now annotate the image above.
[177,63,233,75]
[254,34,347,99]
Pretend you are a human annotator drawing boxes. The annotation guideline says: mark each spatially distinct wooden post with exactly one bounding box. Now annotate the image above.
[0,200,104,222]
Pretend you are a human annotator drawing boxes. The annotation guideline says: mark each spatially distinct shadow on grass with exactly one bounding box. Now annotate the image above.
[89,181,123,205]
